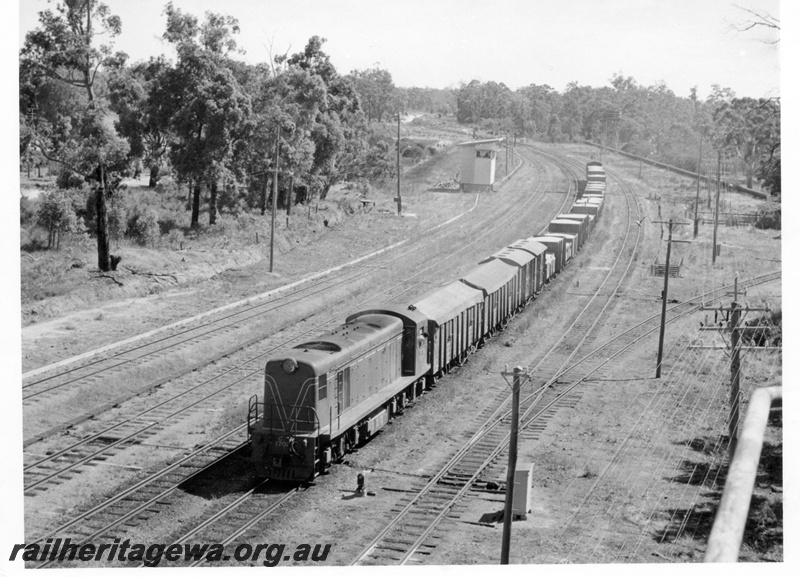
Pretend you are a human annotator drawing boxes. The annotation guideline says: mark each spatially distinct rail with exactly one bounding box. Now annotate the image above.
[585,141,769,200]
[704,385,782,562]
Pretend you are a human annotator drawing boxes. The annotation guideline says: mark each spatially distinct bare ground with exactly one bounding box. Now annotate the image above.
[15,140,782,566]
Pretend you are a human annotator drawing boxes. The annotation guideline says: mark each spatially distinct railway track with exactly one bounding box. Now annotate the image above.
[32,426,249,568]
[350,146,645,564]
[25,147,579,564]
[22,147,554,443]
[349,149,781,565]
[22,149,559,491]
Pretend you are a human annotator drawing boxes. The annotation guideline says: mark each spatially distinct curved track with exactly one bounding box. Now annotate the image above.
[27,146,578,565]
[23,147,560,489]
[351,145,645,564]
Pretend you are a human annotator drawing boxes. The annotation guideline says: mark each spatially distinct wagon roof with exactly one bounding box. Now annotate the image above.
[509,239,548,256]
[412,280,483,326]
[548,232,578,242]
[529,235,565,246]
[547,218,581,227]
[558,213,589,221]
[460,259,518,295]
[480,247,535,267]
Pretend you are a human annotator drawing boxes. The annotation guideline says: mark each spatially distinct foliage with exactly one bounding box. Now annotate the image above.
[156,3,251,227]
[754,202,780,230]
[107,196,127,242]
[127,205,160,246]
[107,55,172,187]
[36,189,84,249]
[20,0,131,271]
[348,66,396,122]
[712,97,780,188]
[21,196,39,227]
[756,148,780,197]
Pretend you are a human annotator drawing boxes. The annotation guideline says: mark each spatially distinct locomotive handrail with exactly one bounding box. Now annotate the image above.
[259,402,320,437]
[247,395,260,433]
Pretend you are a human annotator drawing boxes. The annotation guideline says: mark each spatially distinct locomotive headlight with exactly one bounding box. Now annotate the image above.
[282,358,298,373]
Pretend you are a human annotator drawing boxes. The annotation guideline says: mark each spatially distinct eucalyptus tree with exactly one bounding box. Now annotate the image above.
[276,36,366,201]
[155,2,251,226]
[712,97,780,189]
[107,55,172,187]
[349,66,396,123]
[20,0,130,270]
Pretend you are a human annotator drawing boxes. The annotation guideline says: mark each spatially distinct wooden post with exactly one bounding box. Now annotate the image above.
[270,129,280,273]
[505,137,509,176]
[286,173,293,217]
[655,219,673,378]
[501,367,523,564]
[694,130,703,238]
[396,113,402,215]
[712,151,722,265]
[729,299,741,460]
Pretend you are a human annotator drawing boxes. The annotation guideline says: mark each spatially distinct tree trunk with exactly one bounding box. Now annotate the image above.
[261,177,268,215]
[96,165,111,272]
[286,174,293,216]
[319,182,332,201]
[148,165,160,188]
[191,182,201,228]
[209,180,218,225]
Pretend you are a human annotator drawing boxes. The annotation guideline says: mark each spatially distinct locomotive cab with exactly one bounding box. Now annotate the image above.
[248,356,322,480]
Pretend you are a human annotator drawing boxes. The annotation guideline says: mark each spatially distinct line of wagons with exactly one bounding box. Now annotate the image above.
[247,162,608,480]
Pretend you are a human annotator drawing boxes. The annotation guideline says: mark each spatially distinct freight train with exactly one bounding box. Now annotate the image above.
[247,162,607,480]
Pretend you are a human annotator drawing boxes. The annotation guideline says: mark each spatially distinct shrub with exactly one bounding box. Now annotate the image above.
[155,176,180,196]
[20,196,38,226]
[754,203,780,230]
[56,168,85,190]
[401,144,424,160]
[127,206,160,246]
[35,190,84,249]
[166,228,185,247]
[107,196,128,243]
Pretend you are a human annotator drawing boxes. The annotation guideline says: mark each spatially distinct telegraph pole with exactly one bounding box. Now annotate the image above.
[696,279,777,460]
[396,112,402,215]
[505,136,509,176]
[653,219,689,378]
[270,128,280,273]
[729,297,741,460]
[500,366,524,565]
[693,130,703,238]
[712,150,721,264]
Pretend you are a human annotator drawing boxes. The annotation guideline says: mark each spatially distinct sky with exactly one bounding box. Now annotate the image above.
[15,0,781,100]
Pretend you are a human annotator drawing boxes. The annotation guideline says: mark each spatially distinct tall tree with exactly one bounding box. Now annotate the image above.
[107,56,172,187]
[156,2,251,226]
[20,0,129,271]
[349,66,395,122]
[713,97,780,188]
